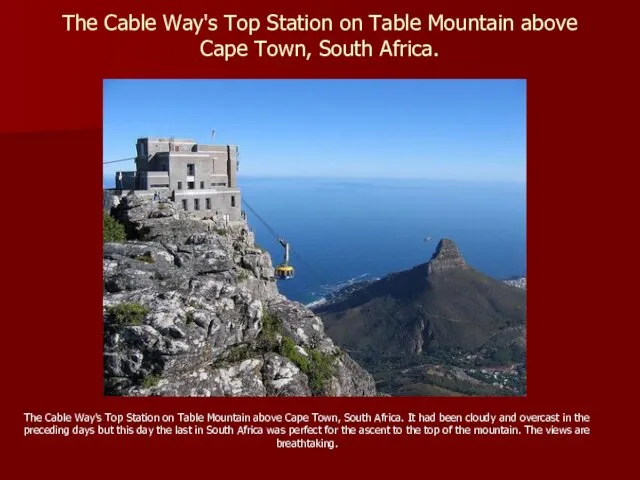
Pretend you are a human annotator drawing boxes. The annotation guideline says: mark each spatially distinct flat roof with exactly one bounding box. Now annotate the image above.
[139,137,195,142]
[137,137,237,148]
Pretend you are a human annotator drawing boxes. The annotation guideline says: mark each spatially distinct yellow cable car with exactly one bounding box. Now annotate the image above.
[275,264,294,279]
[275,238,295,280]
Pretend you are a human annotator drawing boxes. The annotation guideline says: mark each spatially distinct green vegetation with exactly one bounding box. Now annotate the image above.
[475,345,526,367]
[375,366,503,397]
[212,344,253,368]
[209,311,338,395]
[278,337,336,395]
[214,228,227,236]
[237,270,249,282]
[280,336,309,371]
[141,374,160,388]
[135,254,154,264]
[354,346,526,397]
[103,210,126,243]
[254,313,336,395]
[256,313,283,351]
[417,373,502,396]
[354,351,422,374]
[185,311,195,325]
[105,303,149,327]
[394,357,523,396]
[305,350,336,395]
[226,345,252,363]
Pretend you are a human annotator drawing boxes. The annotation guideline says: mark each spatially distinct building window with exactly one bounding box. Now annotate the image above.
[231,196,236,207]
[177,181,182,190]
[182,199,188,210]
[206,198,211,209]
[194,199,200,210]
[187,164,195,176]
[200,181,205,189]
[188,182,195,190]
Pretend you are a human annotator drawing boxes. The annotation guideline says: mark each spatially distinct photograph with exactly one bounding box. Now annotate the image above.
[102,79,527,397]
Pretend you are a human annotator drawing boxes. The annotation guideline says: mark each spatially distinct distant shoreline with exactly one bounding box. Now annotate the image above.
[305,274,527,309]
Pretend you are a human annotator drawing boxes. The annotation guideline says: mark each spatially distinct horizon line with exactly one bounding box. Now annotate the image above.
[103,173,526,185]
[236,174,526,183]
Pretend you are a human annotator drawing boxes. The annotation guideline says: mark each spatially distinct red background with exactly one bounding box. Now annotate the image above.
[6,0,631,475]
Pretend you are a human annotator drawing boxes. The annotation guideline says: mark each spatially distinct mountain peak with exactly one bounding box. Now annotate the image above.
[427,238,468,274]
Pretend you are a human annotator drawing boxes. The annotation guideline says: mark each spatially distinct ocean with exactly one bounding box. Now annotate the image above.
[237,176,526,305]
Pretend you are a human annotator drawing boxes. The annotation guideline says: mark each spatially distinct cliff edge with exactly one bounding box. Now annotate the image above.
[427,238,470,274]
[103,195,376,397]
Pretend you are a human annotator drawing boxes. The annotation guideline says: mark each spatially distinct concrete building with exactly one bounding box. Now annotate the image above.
[113,137,242,220]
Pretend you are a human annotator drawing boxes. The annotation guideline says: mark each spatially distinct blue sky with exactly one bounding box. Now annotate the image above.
[103,79,526,183]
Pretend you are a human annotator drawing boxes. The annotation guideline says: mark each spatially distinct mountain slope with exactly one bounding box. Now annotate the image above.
[312,238,526,396]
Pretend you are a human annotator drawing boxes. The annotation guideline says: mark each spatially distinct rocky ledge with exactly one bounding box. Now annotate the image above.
[427,238,469,274]
[103,195,376,397]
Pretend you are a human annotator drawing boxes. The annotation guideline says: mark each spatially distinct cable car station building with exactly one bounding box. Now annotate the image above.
[114,137,242,220]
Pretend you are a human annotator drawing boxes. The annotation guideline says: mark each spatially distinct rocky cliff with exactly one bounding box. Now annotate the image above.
[312,238,526,396]
[103,196,376,397]
[427,238,470,274]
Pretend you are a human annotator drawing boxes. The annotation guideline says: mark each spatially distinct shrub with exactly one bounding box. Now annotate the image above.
[103,210,126,243]
[211,344,252,368]
[105,303,149,327]
[141,374,160,388]
[226,345,251,363]
[257,313,283,350]
[254,310,336,395]
[135,254,154,264]
[279,337,335,395]
[280,337,309,372]
[306,350,336,395]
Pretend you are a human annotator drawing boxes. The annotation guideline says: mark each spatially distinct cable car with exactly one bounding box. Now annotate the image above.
[275,264,294,279]
[275,238,295,280]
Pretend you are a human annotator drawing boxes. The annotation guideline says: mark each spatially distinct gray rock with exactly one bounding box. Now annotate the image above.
[266,300,327,348]
[262,353,312,396]
[427,238,469,274]
[103,197,376,397]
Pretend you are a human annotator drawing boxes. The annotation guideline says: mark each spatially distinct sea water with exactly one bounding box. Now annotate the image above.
[238,176,526,305]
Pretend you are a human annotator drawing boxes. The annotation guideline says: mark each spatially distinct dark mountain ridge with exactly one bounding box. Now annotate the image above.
[312,238,527,396]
